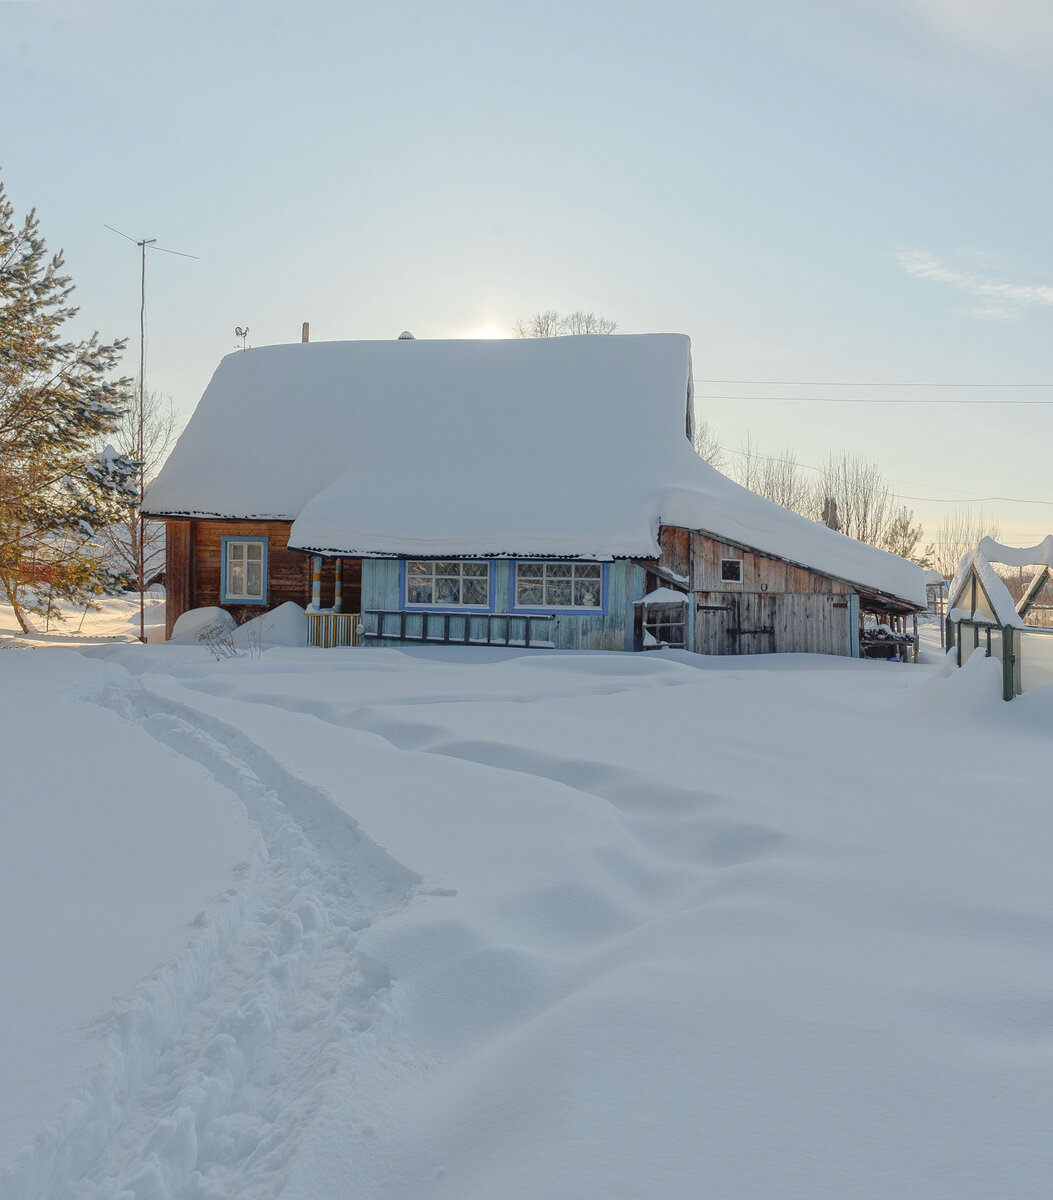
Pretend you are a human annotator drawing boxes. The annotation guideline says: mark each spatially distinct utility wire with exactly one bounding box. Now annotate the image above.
[716,444,1053,507]
[697,379,1053,388]
[699,394,1053,405]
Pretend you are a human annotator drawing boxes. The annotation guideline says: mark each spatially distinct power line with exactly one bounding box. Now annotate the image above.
[699,394,1053,405]
[697,378,1053,388]
[717,444,1053,507]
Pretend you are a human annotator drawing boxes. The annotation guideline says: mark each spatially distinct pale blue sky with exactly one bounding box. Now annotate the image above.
[4,0,1051,546]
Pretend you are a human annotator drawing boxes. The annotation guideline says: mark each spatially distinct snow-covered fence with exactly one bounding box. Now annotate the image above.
[1018,627,1053,693]
[947,537,1053,700]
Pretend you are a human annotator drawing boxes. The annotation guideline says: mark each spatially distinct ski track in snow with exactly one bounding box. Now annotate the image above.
[6,677,421,1200]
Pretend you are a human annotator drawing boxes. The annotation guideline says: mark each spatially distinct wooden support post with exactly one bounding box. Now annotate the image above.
[311,555,322,609]
[334,557,343,613]
[1003,624,1017,701]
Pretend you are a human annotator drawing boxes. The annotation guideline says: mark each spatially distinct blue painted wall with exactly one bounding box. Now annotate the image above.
[360,558,643,650]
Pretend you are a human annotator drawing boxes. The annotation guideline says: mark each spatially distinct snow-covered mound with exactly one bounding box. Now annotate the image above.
[232,601,308,649]
[169,605,235,643]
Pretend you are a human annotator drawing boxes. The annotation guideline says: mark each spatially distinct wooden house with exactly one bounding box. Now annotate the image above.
[144,333,924,654]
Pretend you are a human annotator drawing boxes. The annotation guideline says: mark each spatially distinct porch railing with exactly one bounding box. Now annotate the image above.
[306,611,359,648]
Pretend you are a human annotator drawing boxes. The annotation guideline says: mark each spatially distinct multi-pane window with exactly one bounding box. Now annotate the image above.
[515,562,603,609]
[406,560,490,607]
[223,539,266,602]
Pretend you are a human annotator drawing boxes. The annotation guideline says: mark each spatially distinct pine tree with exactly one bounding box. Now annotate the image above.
[0,174,139,631]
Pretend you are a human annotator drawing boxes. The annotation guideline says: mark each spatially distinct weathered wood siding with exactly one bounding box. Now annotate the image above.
[360,559,639,650]
[658,526,856,657]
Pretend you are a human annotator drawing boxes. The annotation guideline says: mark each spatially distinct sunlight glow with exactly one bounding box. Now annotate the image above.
[460,321,508,340]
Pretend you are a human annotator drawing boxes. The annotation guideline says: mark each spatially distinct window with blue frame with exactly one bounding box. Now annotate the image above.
[221,537,268,604]
[405,560,491,608]
[513,562,606,611]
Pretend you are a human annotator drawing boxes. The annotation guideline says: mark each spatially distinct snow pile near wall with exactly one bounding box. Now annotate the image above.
[169,605,235,643]
[145,336,924,607]
[3,637,1052,1199]
[232,601,308,648]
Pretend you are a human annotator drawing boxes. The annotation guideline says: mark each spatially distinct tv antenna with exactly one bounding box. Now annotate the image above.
[105,225,199,642]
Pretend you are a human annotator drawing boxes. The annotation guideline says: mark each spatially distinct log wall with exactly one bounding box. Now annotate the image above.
[163,519,363,639]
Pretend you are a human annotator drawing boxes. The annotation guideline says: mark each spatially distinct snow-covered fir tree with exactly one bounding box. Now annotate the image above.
[0,174,139,631]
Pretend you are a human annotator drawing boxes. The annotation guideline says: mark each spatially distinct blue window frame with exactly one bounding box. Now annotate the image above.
[401,559,495,611]
[512,561,608,614]
[220,536,269,605]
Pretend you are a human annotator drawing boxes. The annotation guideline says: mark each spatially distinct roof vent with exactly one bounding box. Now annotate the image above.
[397,330,416,340]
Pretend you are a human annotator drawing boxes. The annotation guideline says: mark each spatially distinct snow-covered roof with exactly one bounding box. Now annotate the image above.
[145,335,925,607]
[976,535,1053,571]
[948,544,1024,627]
[948,536,1053,628]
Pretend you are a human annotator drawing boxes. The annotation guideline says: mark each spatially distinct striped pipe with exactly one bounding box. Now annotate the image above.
[334,557,343,613]
[311,555,322,609]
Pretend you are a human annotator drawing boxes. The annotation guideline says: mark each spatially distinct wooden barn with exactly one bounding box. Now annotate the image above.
[144,333,924,655]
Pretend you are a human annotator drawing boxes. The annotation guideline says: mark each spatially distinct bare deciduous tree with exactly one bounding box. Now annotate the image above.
[757,447,814,516]
[692,419,727,472]
[729,436,813,518]
[815,451,896,548]
[514,310,618,337]
[93,385,180,590]
[932,506,1003,579]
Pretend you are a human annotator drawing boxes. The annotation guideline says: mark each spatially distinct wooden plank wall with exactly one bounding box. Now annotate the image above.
[658,526,853,657]
[164,520,192,639]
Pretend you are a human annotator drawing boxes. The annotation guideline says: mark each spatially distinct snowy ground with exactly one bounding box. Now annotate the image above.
[2,600,1051,1199]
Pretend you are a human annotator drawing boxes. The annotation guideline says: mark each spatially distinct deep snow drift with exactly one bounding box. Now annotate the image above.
[2,622,1051,1199]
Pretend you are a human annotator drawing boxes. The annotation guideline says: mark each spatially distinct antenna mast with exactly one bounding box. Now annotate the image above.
[105,226,197,642]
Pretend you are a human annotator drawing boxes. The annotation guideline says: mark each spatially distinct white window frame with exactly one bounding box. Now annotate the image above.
[222,538,267,603]
[404,560,492,609]
[720,558,743,584]
[513,561,606,611]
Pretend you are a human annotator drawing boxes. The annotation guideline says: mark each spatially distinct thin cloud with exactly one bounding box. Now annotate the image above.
[890,0,1053,72]
[895,250,1053,318]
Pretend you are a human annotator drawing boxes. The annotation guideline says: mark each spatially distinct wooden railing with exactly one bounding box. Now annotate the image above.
[306,611,359,648]
[360,609,555,647]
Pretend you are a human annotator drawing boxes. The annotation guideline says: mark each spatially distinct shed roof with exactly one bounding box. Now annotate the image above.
[145,335,925,607]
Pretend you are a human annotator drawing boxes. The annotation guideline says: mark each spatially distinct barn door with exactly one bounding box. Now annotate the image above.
[694,596,736,655]
[732,594,776,655]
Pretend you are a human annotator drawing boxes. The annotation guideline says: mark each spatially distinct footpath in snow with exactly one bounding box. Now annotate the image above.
[3,626,1053,1199]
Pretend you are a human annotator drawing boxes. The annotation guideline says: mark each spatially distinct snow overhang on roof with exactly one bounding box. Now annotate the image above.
[948,536,1053,628]
[145,334,926,608]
